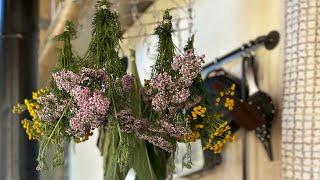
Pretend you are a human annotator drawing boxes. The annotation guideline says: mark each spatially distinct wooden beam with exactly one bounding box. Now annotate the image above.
[38,0,94,86]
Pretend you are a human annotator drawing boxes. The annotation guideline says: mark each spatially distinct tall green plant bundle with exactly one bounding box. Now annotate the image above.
[85,0,123,74]
[86,1,159,180]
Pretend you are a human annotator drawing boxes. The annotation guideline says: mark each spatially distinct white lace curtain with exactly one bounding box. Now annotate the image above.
[282,0,320,179]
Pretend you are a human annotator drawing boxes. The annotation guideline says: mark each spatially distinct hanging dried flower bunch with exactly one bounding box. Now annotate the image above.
[11,1,236,179]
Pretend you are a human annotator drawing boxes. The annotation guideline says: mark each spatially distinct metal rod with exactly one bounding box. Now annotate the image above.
[202,30,280,70]
[241,58,248,180]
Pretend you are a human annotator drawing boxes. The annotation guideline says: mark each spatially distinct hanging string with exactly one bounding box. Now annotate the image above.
[175,17,183,49]
[187,0,194,37]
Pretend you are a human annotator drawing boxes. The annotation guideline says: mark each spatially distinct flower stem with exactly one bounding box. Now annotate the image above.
[39,98,72,159]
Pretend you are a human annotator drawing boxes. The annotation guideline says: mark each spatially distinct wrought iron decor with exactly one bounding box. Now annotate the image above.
[202,30,280,180]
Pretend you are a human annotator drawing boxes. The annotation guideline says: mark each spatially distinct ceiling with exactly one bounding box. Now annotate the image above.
[39,0,155,49]
[111,0,154,30]
[38,0,155,86]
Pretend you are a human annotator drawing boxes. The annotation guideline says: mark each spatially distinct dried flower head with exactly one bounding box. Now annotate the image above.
[121,74,134,92]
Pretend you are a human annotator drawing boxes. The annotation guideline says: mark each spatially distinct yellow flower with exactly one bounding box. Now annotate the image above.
[181,131,201,142]
[191,105,207,120]
[229,134,237,143]
[21,93,46,141]
[231,84,236,90]
[224,98,235,110]
[32,92,38,100]
[22,118,44,140]
[24,99,29,106]
[195,124,204,129]
[12,103,26,114]
[32,88,48,100]
[204,121,235,154]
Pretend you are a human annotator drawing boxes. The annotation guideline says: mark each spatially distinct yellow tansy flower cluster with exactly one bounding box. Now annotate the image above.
[219,84,235,97]
[20,89,47,140]
[224,98,234,110]
[180,131,201,142]
[215,84,236,110]
[191,106,207,120]
[203,122,236,154]
[32,88,48,100]
[213,122,230,136]
[195,124,204,129]
[12,103,26,114]
[203,132,236,154]
[24,99,38,119]
[22,118,44,140]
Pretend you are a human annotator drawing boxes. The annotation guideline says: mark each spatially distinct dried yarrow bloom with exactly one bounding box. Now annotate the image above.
[160,120,187,138]
[171,55,183,71]
[89,91,110,116]
[172,50,205,87]
[150,72,174,91]
[171,88,190,104]
[53,68,108,94]
[118,109,175,152]
[79,67,108,85]
[151,92,169,112]
[36,92,68,121]
[147,51,205,112]
[52,68,110,137]
[119,109,150,133]
[150,81,190,111]
[137,133,173,152]
[70,90,110,137]
[118,109,135,133]
[121,74,134,92]
[52,70,81,93]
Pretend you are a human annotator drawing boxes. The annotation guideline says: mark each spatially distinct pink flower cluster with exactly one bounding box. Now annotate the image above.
[172,50,205,86]
[37,92,68,121]
[171,88,190,104]
[52,68,107,93]
[159,120,186,139]
[150,72,173,91]
[118,109,177,152]
[52,70,80,93]
[151,92,170,112]
[148,51,205,112]
[52,68,110,137]
[121,74,134,92]
[150,72,191,112]
[69,89,110,136]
